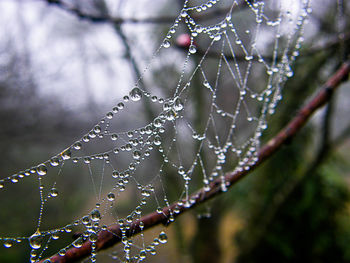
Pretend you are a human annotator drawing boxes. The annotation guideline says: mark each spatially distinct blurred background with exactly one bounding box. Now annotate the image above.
[0,0,349,262]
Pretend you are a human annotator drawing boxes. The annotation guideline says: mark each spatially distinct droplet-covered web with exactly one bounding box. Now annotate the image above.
[0,0,311,262]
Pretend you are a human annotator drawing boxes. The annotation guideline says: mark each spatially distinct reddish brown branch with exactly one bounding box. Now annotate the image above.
[41,60,350,262]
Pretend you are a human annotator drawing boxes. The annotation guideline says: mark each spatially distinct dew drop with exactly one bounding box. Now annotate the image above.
[189,45,197,54]
[106,112,113,119]
[72,237,84,248]
[91,209,101,222]
[117,102,124,109]
[89,233,98,242]
[133,150,141,160]
[163,39,170,48]
[213,34,221,41]
[154,135,161,146]
[140,250,146,259]
[51,232,59,240]
[153,117,163,128]
[165,110,176,121]
[37,164,47,176]
[50,188,58,197]
[3,239,14,248]
[111,133,118,141]
[158,231,167,244]
[29,230,43,250]
[107,192,115,201]
[73,142,82,150]
[49,157,59,167]
[129,87,143,102]
[61,149,71,160]
[173,97,184,111]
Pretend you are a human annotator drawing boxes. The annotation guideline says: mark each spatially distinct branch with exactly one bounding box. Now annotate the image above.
[45,0,238,25]
[40,59,350,262]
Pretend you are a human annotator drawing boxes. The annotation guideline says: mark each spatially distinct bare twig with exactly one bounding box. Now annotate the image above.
[40,59,350,263]
[45,0,237,24]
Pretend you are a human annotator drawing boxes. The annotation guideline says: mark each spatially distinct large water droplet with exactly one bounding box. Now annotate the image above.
[37,164,47,176]
[107,192,115,201]
[61,149,71,160]
[50,188,58,197]
[72,237,84,248]
[163,39,170,48]
[3,239,14,248]
[189,45,197,54]
[50,157,60,167]
[29,230,43,250]
[154,135,161,146]
[91,209,101,222]
[173,97,184,111]
[73,142,82,150]
[133,150,141,160]
[89,233,98,242]
[129,87,142,102]
[158,231,167,244]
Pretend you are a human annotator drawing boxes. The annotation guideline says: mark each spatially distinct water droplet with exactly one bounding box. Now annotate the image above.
[141,189,151,197]
[153,117,163,128]
[91,209,101,222]
[65,225,72,233]
[158,231,167,244]
[52,232,59,240]
[73,142,82,150]
[165,110,176,121]
[50,188,58,197]
[110,133,118,141]
[37,164,47,176]
[50,157,59,167]
[163,39,170,48]
[173,97,183,111]
[133,150,141,160]
[61,149,71,160]
[89,233,98,242]
[213,34,221,41]
[140,249,146,259]
[106,112,113,119]
[129,87,142,102]
[3,239,14,248]
[29,230,43,250]
[107,192,115,201]
[117,102,124,109]
[189,45,197,54]
[154,135,161,146]
[72,237,84,248]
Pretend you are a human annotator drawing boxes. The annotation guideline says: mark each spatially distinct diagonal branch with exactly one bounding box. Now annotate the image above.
[41,59,350,263]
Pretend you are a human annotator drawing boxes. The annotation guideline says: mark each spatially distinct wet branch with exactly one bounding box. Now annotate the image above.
[40,59,350,263]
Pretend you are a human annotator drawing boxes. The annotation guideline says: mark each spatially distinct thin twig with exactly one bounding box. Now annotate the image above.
[40,60,350,263]
[45,0,238,24]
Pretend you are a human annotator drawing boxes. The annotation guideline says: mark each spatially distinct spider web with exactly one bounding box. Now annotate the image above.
[0,0,311,262]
